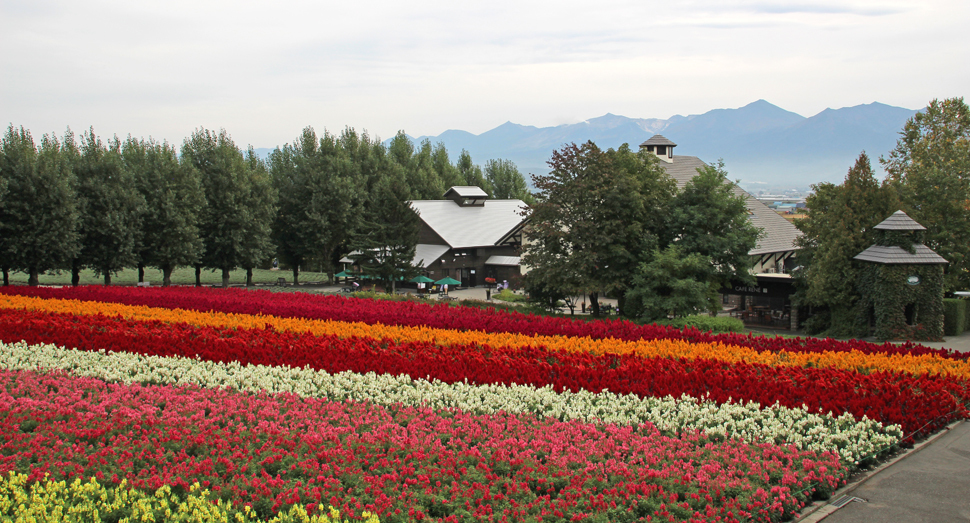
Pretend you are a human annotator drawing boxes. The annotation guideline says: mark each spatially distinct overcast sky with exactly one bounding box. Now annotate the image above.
[2,0,967,149]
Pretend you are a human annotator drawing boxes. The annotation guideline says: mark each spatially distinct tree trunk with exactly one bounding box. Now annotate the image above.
[292,265,299,286]
[162,265,173,287]
[71,259,81,287]
[590,292,600,317]
[391,279,396,295]
[138,265,145,283]
[104,272,111,286]
[195,265,202,287]
[2,268,7,286]
[221,267,230,288]
[246,268,254,287]
[28,268,39,286]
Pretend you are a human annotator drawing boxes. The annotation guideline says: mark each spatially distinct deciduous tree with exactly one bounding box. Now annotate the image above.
[485,159,533,204]
[124,137,205,287]
[0,126,80,285]
[883,97,970,292]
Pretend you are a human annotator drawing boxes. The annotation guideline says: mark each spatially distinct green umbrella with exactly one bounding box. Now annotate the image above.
[435,277,461,286]
[334,271,354,278]
[409,275,434,283]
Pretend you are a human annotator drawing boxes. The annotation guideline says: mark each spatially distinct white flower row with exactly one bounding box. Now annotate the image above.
[0,339,901,464]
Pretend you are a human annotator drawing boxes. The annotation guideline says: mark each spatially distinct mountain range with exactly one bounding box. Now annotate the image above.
[403,100,918,192]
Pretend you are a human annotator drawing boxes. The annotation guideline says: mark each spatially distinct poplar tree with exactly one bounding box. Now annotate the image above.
[485,158,533,204]
[182,128,276,288]
[69,129,145,285]
[124,137,204,286]
[0,126,80,285]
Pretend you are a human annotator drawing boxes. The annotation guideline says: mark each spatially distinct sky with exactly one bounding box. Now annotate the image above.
[1,0,967,150]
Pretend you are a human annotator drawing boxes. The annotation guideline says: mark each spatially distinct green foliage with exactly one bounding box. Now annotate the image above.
[123,137,205,286]
[485,158,533,204]
[492,288,528,303]
[943,298,967,336]
[182,128,277,287]
[652,314,745,333]
[883,97,970,292]
[69,128,146,285]
[456,149,493,195]
[350,171,421,293]
[0,126,80,285]
[665,160,760,289]
[523,142,675,317]
[858,264,945,341]
[625,245,712,322]
[793,152,898,332]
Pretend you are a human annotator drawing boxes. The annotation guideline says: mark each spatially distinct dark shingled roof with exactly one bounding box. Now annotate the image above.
[853,244,948,264]
[660,155,802,256]
[874,210,926,231]
[640,134,677,148]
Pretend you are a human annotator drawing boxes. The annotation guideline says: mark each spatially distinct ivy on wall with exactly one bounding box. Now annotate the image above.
[857,263,945,341]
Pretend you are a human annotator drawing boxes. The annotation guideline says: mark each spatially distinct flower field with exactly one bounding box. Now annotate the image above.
[1,286,968,522]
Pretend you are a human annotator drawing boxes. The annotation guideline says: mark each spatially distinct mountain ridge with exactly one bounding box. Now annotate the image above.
[403,100,917,190]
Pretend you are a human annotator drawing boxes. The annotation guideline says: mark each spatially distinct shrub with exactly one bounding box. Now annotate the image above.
[654,315,745,334]
[943,298,967,336]
[492,289,528,303]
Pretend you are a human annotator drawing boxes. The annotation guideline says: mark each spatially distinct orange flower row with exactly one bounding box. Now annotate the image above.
[3,293,969,380]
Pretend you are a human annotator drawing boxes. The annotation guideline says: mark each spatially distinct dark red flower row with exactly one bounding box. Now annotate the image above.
[1,307,964,440]
[2,285,961,360]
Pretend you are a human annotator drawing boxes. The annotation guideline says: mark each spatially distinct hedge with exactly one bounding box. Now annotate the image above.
[943,298,967,337]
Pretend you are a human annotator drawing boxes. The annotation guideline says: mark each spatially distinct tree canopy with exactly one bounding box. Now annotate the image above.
[883,97,970,292]
[793,152,898,335]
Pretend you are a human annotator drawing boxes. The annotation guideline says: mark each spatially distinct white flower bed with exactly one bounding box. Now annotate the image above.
[0,340,901,464]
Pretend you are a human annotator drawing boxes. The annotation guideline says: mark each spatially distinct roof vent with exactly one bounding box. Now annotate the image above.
[443,186,488,207]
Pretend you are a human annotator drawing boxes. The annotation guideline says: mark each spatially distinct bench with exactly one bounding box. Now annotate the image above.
[136,282,151,288]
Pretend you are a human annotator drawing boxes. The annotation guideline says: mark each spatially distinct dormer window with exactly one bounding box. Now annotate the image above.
[443,186,489,207]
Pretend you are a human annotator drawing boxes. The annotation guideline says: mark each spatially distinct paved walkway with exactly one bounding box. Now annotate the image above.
[799,421,970,522]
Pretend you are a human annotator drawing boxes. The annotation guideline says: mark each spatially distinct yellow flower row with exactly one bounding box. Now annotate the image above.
[0,471,378,523]
[2,294,969,380]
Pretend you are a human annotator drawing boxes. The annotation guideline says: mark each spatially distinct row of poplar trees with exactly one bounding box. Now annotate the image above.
[0,125,532,287]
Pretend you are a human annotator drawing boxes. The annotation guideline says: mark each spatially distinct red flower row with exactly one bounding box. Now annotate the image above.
[2,307,964,440]
[2,286,961,360]
[1,369,843,522]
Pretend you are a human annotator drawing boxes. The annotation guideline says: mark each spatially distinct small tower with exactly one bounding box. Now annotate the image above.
[854,210,947,340]
[639,135,676,163]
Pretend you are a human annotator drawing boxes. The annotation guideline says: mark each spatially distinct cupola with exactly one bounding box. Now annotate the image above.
[443,186,488,207]
[639,134,676,163]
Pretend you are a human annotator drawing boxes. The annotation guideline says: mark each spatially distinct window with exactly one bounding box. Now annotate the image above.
[656,145,666,156]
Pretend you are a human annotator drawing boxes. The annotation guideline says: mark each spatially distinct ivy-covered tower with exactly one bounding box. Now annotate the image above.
[853,210,948,340]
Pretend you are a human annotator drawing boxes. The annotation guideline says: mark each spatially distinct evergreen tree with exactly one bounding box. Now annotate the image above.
[350,171,421,294]
[69,129,145,286]
[0,126,80,285]
[124,137,205,287]
[432,142,465,190]
[794,152,898,335]
[883,97,970,292]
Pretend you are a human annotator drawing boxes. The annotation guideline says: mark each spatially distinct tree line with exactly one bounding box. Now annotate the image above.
[794,97,970,336]
[0,125,533,287]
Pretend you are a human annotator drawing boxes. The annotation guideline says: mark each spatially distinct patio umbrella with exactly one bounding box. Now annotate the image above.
[434,277,461,286]
[334,271,354,278]
[409,275,434,283]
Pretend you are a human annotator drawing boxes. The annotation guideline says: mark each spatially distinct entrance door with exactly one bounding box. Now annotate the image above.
[461,268,477,287]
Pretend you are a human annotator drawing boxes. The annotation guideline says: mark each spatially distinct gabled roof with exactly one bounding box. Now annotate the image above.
[414,244,451,268]
[444,186,489,199]
[853,244,948,264]
[874,210,926,231]
[660,155,802,256]
[410,199,528,249]
[640,134,677,147]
